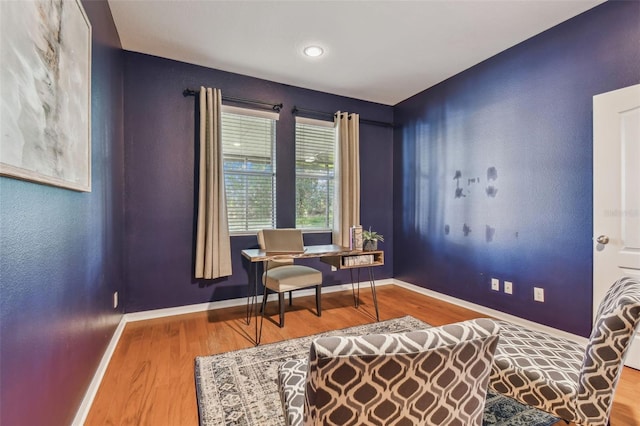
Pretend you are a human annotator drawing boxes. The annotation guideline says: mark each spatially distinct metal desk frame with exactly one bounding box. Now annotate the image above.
[241,245,384,345]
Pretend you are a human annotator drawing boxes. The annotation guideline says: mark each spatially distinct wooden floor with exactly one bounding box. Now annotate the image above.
[86,285,640,425]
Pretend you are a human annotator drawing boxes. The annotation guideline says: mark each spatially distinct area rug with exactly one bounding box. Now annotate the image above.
[195,316,559,426]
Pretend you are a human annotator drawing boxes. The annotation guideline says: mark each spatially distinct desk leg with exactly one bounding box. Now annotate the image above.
[350,267,379,321]
[368,267,380,322]
[245,264,255,325]
[245,262,264,345]
[350,268,362,308]
[255,262,264,345]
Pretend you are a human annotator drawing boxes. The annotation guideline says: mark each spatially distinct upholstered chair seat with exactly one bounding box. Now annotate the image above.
[491,320,585,419]
[490,276,640,426]
[278,318,500,426]
[264,265,322,292]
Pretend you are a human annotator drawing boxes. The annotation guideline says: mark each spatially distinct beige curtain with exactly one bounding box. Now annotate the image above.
[333,111,360,247]
[195,87,232,279]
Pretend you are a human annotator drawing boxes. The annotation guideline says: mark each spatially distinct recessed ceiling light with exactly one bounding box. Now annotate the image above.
[303,46,324,58]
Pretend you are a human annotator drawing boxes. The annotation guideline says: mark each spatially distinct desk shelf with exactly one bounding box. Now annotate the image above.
[321,250,384,270]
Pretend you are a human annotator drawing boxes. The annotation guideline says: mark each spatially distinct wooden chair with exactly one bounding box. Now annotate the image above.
[490,276,640,426]
[278,318,500,426]
[258,229,322,328]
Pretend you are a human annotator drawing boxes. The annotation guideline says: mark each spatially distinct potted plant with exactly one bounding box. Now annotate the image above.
[362,227,384,251]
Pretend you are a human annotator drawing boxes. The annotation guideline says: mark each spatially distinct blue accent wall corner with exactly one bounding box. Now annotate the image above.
[393,0,640,336]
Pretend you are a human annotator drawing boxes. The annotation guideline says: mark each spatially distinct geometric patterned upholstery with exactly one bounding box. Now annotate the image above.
[490,276,640,426]
[278,318,500,426]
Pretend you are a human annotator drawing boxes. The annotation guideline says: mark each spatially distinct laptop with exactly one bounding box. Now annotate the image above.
[262,229,306,254]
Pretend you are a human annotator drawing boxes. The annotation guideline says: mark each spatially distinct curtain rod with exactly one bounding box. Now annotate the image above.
[292,106,393,128]
[183,88,283,112]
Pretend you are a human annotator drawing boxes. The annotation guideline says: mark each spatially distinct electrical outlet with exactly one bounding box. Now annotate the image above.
[113,291,119,309]
[491,278,500,291]
[534,287,545,302]
[504,281,513,294]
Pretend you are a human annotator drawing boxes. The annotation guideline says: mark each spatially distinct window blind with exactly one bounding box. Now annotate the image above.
[221,109,276,233]
[295,118,335,230]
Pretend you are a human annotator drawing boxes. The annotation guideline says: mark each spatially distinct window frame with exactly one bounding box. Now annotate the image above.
[221,105,279,235]
[294,116,336,231]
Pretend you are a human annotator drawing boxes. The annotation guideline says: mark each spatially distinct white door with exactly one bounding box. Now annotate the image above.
[593,84,640,370]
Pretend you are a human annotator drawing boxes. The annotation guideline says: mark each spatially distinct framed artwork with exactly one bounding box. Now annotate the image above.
[0,0,92,192]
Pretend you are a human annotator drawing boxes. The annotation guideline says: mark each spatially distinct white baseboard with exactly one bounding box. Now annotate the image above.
[75,277,591,424]
[124,279,394,323]
[72,315,127,426]
[391,279,589,345]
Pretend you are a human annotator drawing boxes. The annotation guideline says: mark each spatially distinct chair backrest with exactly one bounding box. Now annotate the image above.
[576,276,640,425]
[303,318,499,426]
[257,229,295,270]
[261,229,305,254]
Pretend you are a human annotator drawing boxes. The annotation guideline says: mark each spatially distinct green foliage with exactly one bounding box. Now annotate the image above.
[362,227,384,242]
[296,176,333,229]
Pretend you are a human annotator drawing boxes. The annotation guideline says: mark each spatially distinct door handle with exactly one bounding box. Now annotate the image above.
[596,235,609,245]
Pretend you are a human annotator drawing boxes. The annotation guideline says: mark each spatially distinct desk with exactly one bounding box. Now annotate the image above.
[241,244,384,345]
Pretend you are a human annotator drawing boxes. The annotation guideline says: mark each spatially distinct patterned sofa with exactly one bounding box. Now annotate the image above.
[277,318,499,426]
[490,276,640,426]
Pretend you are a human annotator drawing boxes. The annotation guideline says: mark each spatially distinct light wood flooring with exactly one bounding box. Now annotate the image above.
[86,285,640,425]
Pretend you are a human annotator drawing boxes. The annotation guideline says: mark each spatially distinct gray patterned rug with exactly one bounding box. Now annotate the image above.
[195,316,559,426]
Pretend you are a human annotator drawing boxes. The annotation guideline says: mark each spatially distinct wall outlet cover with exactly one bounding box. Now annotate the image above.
[491,278,500,291]
[504,281,513,294]
[534,287,545,302]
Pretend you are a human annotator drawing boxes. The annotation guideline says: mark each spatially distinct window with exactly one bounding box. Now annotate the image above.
[295,117,336,230]
[221,106,277,233]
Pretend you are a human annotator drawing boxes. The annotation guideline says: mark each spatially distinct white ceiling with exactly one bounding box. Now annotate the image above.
[108,0,605,106]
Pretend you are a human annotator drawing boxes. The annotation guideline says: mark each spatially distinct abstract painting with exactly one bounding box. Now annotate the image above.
[0,0,92,192]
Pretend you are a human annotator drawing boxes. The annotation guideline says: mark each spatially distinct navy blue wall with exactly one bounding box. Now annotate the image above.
[0,1,124,424]
[2,3,636,422]
[393,1,640,336]
[123,53,394,312]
